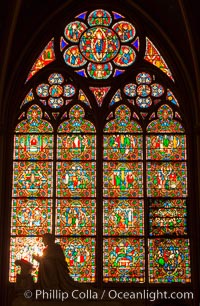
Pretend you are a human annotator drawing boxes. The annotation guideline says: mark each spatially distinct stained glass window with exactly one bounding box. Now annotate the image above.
[103,105,144,282]
[10,8,191,287]
[11,102,96,283]
[11,105,53,281]
[146,102,189,283]
[56,104,96,282]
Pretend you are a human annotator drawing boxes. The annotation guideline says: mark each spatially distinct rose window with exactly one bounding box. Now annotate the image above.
[61,9,139,79]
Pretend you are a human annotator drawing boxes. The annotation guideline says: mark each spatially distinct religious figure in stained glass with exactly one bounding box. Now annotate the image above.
[88,9,112,26]
[79,27,120,62]
[104,134,143,160]
[112,21,136,42]
[14,134,53,160]
[104,200,144,236]
[64,22,88,43]
[26,39,55,82]
[56,199,96,236]
[57,135,95,160]
[13,162,53,197]
[104,162,143,197]
[149,239,191,283]
[103,238,145,283]
[146,135,186,160]
[147,162,187,197]
[144,37,174,81]
[11,199,52,235]
[57,162,95,198]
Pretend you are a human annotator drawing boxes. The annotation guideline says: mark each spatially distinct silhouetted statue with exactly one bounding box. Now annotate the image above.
[33,233,78,290]
[15,259,35,293]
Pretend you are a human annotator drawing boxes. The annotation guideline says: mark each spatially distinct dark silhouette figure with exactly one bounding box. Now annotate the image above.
[15,259,35,293]
[33,233,77,291]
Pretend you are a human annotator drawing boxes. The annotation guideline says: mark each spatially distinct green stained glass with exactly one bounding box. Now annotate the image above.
[14,134,53,160]
[56,199,96,235]
[103,162,143,197]
[13,162,53,197]
[147,105,184,133]
[15,105,53,133]
[57,162,96,197]
[147,162,187,197]
[149,199,187,236]
[58,105,95,133]
[88,9,112,26]
[11,199,52,235]
[148,239,191,283]
[104,105,142,133]
[10,237,44,282]
[103,238,145,283]
[104,200,144,236]
[58,237,96,282]
[146,135,186,160]
[57,135,96,160]
[104,134,143,160]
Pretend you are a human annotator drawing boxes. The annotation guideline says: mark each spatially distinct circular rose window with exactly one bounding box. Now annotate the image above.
[61,10,138,79]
